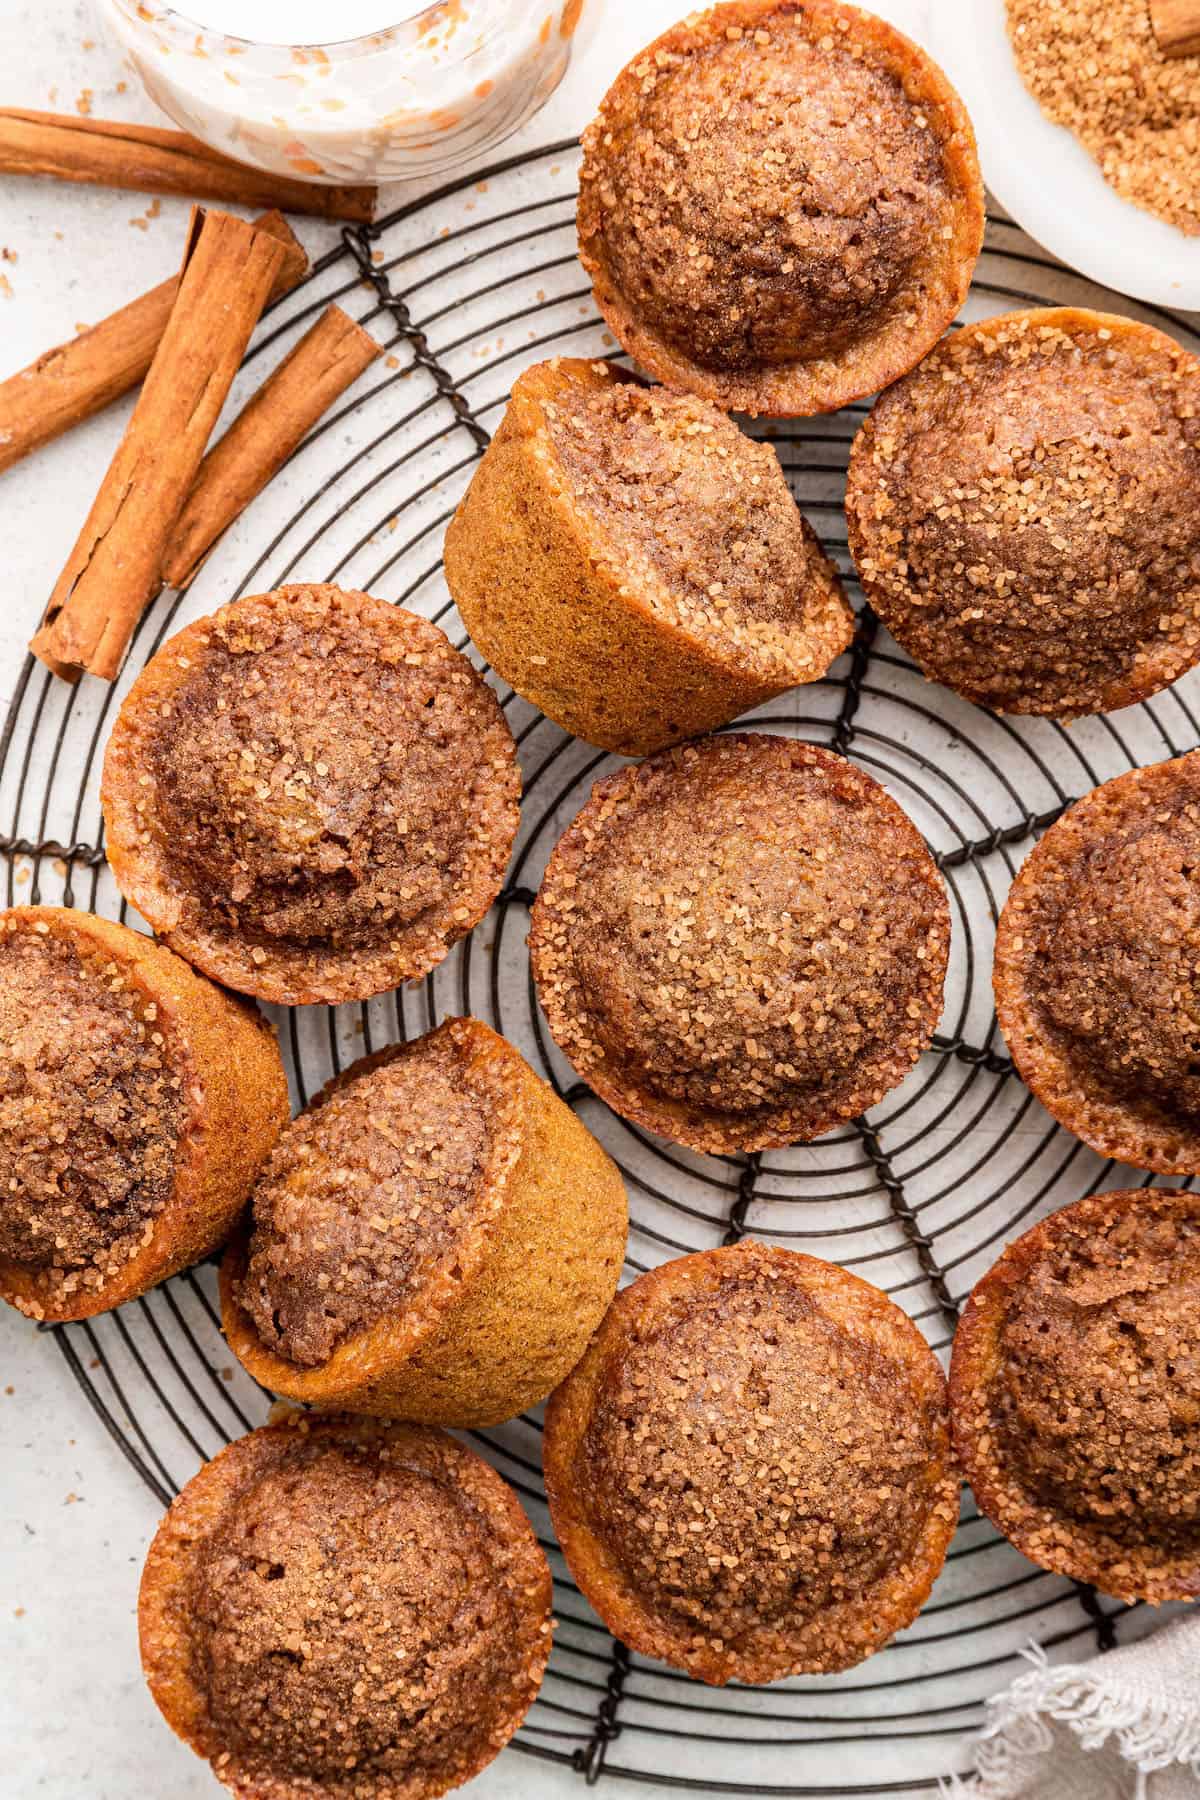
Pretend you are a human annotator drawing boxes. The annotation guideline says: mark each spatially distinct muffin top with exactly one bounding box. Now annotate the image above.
[578,0,983,415]
[951,1189,1200,1602]
[528,358,852,683]
[101,585,520,1005]
[0,909,187,1318]
[994,752,1200,1173]
[846,308,1200,717]
[545,1242,958,1682]
[140,1416,552,1800]
[530,734,949,1152]
[232,1021,522,1370]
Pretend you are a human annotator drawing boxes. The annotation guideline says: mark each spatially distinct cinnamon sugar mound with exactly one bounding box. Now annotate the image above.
[102,585,520,1005]
[0,915,185,1308]
[545,1243,958,1681]
[1007,0,1200,236]
[846,309,1200,718]
[541,371,850,682]
[952,1189,1200,1602]
[994,751,1200,1172]
[235,1031,516,1369]
[530,734,949,1153]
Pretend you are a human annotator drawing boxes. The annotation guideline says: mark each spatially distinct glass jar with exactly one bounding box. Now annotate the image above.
[98,0,585,185]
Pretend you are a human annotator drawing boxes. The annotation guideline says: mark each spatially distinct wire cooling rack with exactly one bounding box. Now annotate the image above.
[4,140,1199,1795]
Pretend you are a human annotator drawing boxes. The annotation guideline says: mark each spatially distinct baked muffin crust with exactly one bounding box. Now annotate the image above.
[530,734,950,1152]
[139,1414,553,1800]
[444,359,852,754]
[544,1242,958,1683]
[0,906,288,1323]
[994,752,1200,1173]
[578,0,983,416]
[222,1018,627,1426]
[846,308,1200,718]
[101,585,520,1005]
[951,1189,1200,1603]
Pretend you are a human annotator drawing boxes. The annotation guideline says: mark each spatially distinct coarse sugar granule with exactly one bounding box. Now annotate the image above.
[1007,0,1200,236]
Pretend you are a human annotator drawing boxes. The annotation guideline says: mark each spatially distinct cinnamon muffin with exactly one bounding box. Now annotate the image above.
[444,358,853,756]
[545,1241,958,1682]
[101,584,520,1006]
[139,1413,552,1800]
[530,734,949,1153]
[951,1189,1200,1603]
[221,1017,627,1425]
[0,906,288,1323]
[577,0,983,417]
[846,308,1200,718]
[994,752,1200,1173]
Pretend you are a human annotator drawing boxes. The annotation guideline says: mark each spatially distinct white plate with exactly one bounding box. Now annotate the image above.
[927,0,1200,312]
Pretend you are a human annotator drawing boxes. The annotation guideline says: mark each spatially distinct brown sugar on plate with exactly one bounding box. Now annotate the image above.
[139,1413,553,1800]
[529,734,950,1154]
[577,0,983,417]
[0,906,288,1322]
[221,1017,627,1425]
[846,307,1200,719]
[951,1188,1200,1602]
[994,752,1200,1173]
[544,1241,959,1683]
[1008,0,1200,238]
[444,357,853,755]
[101,583,520,1006]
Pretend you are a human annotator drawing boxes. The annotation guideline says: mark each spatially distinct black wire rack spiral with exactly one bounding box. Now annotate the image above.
[5,140,1199,1795]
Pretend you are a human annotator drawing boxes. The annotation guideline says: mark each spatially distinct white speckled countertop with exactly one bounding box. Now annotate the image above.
[1,4,1058,1798]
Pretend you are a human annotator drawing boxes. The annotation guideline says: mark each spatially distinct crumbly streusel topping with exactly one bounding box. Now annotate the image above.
[235,1030,513,1369]
[540,367,850,679]
[847,312,1200,716]
[0,916,186,1312]
[580,8,960,373]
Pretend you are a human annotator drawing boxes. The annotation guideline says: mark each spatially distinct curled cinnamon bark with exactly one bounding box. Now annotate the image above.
[0,212,306,476]
[31,209,288,683]
[162,305,381,590]
[0,110,376,222]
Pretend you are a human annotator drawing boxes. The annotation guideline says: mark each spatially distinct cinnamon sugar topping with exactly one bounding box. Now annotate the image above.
[235,1030,517,1368]
[846,309,1200,718]
[0,914,186,1314]
[531,735,949,1152]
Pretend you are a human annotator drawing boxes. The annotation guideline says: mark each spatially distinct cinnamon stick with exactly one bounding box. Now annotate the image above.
[162,305,382,590]
[0,211,306,476]
[1149,0,1200,56]
[0,109,377,224]
[31,209,289,683]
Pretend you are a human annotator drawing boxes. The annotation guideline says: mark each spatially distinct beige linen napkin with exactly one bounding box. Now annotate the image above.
[946,1613,1200,1799]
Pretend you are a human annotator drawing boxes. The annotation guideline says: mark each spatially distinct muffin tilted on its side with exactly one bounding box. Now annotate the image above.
[221,1016,627,1426]
[101,583,520,1006]
[0,906,288,1323]
[444,357,853,755]
[951,1189,1200,1603]
[530,734,950,1154]
[139,1413,553,1800]
[577,0,983,416]
[994,751,1200,1172]
[545,1241,959,1683]
[846,308,1200,718]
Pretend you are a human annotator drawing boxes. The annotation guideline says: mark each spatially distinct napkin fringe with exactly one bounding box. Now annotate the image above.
[940,1644,1200,1798]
